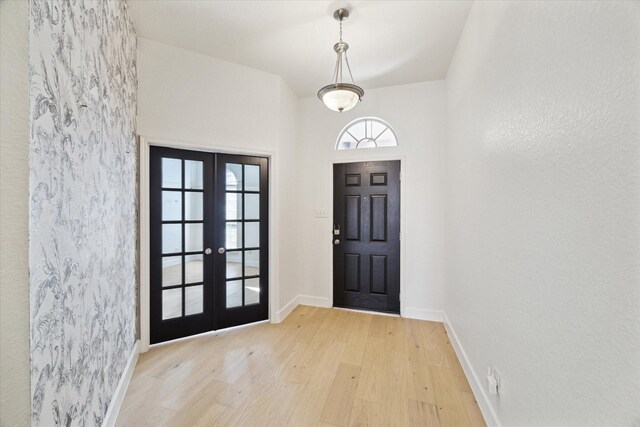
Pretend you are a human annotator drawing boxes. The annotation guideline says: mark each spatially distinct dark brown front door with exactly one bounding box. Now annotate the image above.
[333,161,401,314]
[149,147,269,344]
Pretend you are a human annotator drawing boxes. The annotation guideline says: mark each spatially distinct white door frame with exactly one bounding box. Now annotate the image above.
[138,135,278,352]
[327,155,406,316]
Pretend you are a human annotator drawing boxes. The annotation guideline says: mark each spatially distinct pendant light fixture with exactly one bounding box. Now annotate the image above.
[317,8,364,113]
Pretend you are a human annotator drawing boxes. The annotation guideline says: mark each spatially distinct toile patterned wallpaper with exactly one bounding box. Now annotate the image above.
[29,0,137,425]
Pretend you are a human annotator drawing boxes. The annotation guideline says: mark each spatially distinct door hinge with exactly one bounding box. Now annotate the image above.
[399,292,401,302]
[399,231,402,241]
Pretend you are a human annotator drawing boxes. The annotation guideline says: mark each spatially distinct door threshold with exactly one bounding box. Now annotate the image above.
[333,307,400,318]
[150,319,269,349]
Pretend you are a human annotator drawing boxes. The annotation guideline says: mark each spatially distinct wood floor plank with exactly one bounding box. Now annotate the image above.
[430,366,472,427]
[368,314,387,338]
[354,336,387,403]
[380,347,409,426]
[408,399,441,427]
[464,399,487,427]
[385,315,406,351]
[405,335,437,404]
[341,312,372,366]
[162,390,235,427]
[236,379,306,426]
[116,401,175,426]
[348,398,382,427]
[116,306,486,427]
[287,340,346,426]
[319,363,361,426]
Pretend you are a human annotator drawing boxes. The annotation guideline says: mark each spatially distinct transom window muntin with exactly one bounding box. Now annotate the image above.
[336,117,398,150]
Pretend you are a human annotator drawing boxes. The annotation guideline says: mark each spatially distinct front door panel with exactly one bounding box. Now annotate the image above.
[333,161,400,314]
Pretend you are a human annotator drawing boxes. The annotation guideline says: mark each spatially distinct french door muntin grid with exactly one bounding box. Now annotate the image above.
[225,162,261,309]
[161,157,205,320]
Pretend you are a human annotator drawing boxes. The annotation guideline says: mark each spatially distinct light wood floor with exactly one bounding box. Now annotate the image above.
[116,306,486,427]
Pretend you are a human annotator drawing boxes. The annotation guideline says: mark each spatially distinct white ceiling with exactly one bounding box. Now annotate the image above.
[128,0,472,97]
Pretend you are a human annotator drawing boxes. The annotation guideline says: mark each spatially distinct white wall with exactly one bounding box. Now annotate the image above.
[137,38,299,321]
[295,81,447,319]
[445,2,640,426]
[275,77,301,312]
[0,1,30,425]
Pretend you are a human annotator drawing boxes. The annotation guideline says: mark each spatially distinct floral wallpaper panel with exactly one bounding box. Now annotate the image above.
[29,0,138,425]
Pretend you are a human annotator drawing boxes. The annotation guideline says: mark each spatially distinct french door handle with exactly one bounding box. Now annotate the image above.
[218,247,226,254]
[204,248,212,255]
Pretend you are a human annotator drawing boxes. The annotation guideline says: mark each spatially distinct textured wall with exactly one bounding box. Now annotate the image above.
[0,1,31,425]
[29,0,138,425]
[446,1,640,426]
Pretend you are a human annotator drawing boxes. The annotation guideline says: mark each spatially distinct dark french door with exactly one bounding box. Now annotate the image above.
[333,161,400,314]
[150,147,268,344]
[214,154,269,329]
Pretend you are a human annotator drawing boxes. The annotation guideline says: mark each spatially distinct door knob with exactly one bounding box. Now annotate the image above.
[218,247,226,254]
[334,239,340,245]
[204,248,212,255]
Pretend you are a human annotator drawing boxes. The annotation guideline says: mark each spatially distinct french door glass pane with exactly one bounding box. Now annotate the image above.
[245,222,259,248]
[226,163,243,191]
[225,193,242,220]
[185,160,203,189]
[162,158,181,188]
[185,223,203,252]
[162,288,182,319]
[185,285,203,315]
[162,256,182,287]
[226,251,242,278]
[244,194,260,220]
[226,222,242,249]
[245,165,260,191]
[185,192,203,220]
[162,191,182,221]
[244,250,259,276]
[245,278,260,305]
[226,280,242,308]
[162,224,182,254]
[185,254,203,283]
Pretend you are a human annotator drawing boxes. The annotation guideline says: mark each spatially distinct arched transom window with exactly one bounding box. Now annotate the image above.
[336,117,398,150]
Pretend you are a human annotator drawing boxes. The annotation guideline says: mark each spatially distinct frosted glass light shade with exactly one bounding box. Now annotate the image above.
[318,83,364,112]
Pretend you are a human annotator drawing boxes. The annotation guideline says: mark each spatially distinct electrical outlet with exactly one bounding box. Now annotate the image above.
[486,367,499,395]
[315,209,327,218]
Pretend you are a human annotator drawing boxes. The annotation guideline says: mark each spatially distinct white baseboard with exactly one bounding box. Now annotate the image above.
[274,295,299,323]
[443,313,500,427]
[297,295,331,308]
[273,294,332,323]
[402,307,444,322]
[103,339,140,427]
